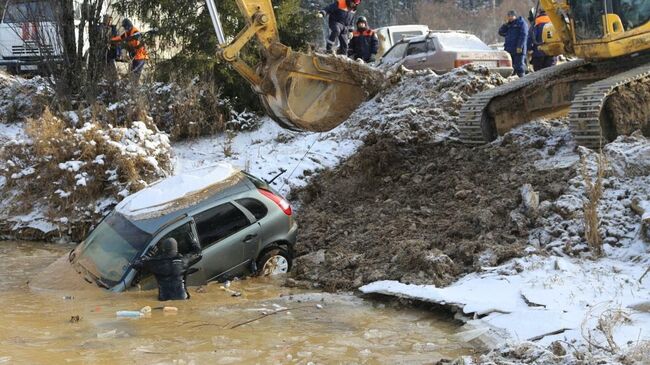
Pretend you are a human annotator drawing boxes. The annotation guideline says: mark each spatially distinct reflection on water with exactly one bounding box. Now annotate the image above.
[0,241,472,364]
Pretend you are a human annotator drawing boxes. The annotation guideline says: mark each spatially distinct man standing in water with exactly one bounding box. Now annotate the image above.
[133,238,202,301]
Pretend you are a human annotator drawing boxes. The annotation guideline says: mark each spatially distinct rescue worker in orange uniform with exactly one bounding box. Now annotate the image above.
[348,16,378,63]
[527,10,557,71]
[111,19,148,81]
[318,0,360,55]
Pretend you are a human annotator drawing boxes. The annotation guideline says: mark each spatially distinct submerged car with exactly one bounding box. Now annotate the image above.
[380,30,513,77]
[67,163,297,292]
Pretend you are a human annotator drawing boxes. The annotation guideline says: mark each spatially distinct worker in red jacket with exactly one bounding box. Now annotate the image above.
[318,0,360,55]
[348,16,378,63]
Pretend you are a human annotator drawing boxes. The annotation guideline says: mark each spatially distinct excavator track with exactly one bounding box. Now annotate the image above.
[459,54,650,147]
[569,64,650,148]
[458,60,589,145]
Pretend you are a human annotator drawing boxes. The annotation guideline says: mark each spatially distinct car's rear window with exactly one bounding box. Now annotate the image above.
[236,198,268,220]
[435,33,491,51]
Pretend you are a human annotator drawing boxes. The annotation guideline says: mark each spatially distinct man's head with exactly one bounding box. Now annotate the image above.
[356,16,368,31]
[507,10,517,22]
[102,14,112,25]
[160,238,178,257]
[346,0,361,10]
[122,18,133,31]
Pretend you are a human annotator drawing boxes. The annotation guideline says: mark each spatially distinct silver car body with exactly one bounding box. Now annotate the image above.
[69,167,297,292]
[381,31,513,77]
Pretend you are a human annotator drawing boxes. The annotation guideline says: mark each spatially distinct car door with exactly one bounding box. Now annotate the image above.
[425,37,447,73]
[128,219,204,290]
[193,202,260,282]
[402,41,429,70]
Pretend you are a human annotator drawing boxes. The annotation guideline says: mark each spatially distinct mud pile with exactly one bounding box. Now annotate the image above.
[291,123,575,291]
[343,65,507,143]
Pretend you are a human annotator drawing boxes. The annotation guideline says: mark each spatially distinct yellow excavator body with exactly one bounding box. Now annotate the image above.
[459,0,650,147]
[206,0,384,132]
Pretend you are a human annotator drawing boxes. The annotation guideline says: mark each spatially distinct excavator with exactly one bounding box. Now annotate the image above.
[204,0,385,132]
[459,0,650,148]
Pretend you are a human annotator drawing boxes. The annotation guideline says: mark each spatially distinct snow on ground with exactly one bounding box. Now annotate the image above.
[172,118,362,196]
[361,131,650,361]
[0,122,27,143]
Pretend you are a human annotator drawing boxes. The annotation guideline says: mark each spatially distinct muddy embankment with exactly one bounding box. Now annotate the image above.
[290,129,575,291]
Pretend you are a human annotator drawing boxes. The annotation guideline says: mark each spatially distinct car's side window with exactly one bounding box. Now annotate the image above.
[406,41,427,56]
[236,198,268,221]
[427,38,436,52]
[382,43,408,63]
[194,203,250,247]
[147,222,196,257]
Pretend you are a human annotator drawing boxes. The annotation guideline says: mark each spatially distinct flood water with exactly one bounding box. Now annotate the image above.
[0,241,472,364]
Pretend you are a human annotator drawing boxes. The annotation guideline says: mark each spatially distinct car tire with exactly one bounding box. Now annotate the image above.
[256,247,292,276]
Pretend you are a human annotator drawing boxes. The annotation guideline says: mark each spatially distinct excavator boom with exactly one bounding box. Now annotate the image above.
[205,0,385,132]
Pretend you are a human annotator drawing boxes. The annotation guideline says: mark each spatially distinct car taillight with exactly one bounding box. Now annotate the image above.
[498,59,512,67]
[259,188,292,216]
[454,59,472,68]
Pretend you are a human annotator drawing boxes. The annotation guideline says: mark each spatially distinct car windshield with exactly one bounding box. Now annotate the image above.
[382,42,408,64]
[2,1,57,23]
[435,33,491,51]
[76,213,152,287]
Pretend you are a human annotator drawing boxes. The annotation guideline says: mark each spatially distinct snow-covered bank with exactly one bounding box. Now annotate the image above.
[172,118,362,196]
[360,132,650,363]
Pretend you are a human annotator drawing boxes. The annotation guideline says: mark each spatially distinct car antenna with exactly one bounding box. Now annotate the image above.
[266,168,287,185]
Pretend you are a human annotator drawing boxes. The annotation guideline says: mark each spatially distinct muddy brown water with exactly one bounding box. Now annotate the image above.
[0,241,472,364]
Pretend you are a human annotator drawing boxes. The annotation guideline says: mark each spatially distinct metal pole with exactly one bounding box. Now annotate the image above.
[205,0,226,45]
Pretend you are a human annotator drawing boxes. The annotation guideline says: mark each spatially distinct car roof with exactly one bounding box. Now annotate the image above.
[116,165,256,234]
[376,24,429,33]
[130,177,253,235]
[397,30,472,44]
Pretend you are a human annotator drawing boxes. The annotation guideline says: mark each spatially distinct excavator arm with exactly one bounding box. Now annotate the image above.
[205,0,385,132]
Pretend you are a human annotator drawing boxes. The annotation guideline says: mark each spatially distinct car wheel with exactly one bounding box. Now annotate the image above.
[257,248,292,276]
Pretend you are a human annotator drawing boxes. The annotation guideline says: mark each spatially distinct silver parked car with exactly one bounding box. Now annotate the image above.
[380,31,513,77]
[67,164,297,292]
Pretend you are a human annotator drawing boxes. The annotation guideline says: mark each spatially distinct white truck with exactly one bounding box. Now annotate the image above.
[0,0,84,74]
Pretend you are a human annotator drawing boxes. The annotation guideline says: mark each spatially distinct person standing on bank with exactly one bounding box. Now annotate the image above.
[498,10,529,77]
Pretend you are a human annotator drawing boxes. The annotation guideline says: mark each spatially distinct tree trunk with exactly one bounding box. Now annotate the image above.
[59,0,81,96]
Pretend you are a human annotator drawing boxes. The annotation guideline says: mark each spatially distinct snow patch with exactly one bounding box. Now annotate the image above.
[116,163,238,218]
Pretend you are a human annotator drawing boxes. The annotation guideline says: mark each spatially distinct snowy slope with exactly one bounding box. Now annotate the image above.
[361,132,650,358]
[172,118,362,197]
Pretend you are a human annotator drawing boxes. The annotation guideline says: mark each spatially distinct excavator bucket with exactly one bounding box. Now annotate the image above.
[205,0,385,132]
[259,47,385,132]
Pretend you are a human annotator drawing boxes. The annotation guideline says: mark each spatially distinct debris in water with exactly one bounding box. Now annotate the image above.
[116,310,144,318]
[163,306,178,313]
